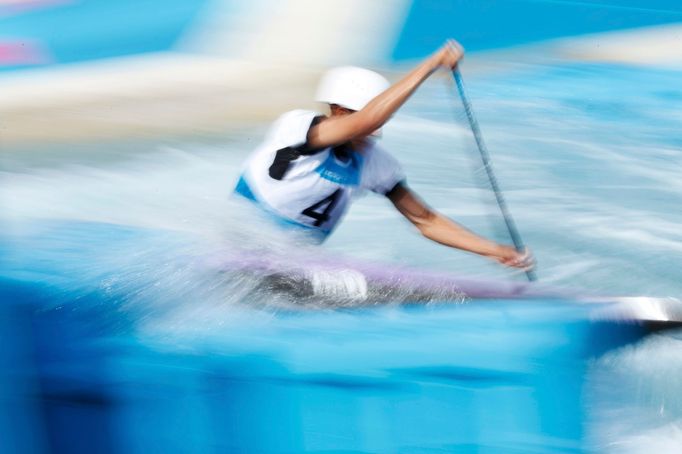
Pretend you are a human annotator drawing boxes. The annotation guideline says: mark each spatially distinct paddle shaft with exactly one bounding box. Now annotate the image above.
[452,68,537,282]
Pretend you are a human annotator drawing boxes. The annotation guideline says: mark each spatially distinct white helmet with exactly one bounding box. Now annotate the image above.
[316,66,390,112]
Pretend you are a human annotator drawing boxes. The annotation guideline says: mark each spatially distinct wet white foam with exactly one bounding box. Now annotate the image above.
[586,331,682,453]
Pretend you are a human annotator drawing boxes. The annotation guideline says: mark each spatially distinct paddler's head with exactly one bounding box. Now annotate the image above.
[316,66,390,143]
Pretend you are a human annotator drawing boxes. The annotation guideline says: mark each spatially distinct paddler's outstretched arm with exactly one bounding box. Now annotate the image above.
[388,184,534,270]
[307,40,464,149]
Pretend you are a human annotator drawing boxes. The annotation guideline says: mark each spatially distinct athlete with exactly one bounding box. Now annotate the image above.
[235,40,533,271]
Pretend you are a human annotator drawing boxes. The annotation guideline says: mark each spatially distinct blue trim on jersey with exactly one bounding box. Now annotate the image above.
[233,175,330,242]
[315,151,363,186]
[234,175,257,201]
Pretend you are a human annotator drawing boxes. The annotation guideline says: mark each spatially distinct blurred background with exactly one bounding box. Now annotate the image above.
[2,1,682,452]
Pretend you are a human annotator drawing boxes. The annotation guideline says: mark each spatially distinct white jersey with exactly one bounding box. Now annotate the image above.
[235,109,405,239]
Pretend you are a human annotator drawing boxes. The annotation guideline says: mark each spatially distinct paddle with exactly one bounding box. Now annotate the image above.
[452,68,537,282]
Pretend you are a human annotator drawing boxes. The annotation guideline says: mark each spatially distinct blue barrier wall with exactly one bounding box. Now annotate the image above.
[393,0,682,59]
[3,0,682,72]
[0,0,207,71]
[1,282,645,452]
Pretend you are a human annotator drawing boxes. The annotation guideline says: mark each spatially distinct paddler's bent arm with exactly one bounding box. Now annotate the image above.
[388,184,534,269]
[307,40,464,149]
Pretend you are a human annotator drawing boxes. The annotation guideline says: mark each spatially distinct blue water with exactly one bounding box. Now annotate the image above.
[2,61,682,452]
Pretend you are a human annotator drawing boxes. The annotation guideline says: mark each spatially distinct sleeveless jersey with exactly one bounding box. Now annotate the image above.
[235,110,405,239]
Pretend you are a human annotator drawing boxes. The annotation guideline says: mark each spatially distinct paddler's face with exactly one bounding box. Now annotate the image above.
[329,104,381,149]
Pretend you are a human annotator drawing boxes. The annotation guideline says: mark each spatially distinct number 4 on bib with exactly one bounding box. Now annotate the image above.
[301,189,343,226]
